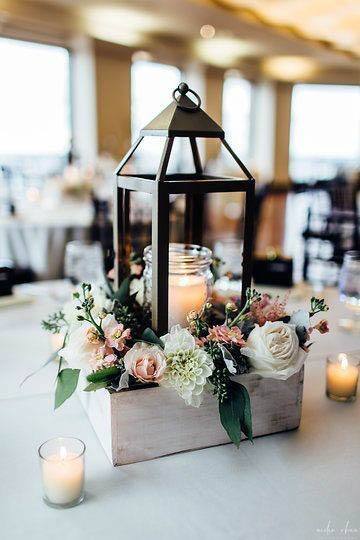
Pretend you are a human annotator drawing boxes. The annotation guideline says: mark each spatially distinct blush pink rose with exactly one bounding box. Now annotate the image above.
[124,343,167,383]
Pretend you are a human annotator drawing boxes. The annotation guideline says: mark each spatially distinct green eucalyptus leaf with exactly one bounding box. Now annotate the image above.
[54,368,80,410]
[86,366,121,383]
[83,381,109,392]
[141,328,164,349]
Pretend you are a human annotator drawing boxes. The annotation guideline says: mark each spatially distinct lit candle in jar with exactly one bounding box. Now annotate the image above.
[169,274,208,327]
[38,437,85,508]
[326,353,359,402]
[143,243,213,328]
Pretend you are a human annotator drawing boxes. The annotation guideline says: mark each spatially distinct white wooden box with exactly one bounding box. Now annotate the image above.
[77,367,304,466]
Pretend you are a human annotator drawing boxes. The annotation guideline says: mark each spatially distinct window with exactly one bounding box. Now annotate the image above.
[131,60,181,172]
[0,37,71,177]
[222,73,252,166]
[290,84,360,182]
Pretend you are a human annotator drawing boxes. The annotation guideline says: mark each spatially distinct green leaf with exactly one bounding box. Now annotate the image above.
[114,277,130,304]
[141,328,164,349]
[234,382,253,442]
[86,366,121,383]
[219,382,253,447]
[219,393,242,447]
[54,368,80,410]
[83,381,109,392]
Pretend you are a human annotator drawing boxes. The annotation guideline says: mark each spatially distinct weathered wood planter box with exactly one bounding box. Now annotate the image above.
[77,367,304,466]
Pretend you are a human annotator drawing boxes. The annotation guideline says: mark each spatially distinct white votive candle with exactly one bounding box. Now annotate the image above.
[326,353,359,402]
[39,437,85,508]
[169,274,208,327]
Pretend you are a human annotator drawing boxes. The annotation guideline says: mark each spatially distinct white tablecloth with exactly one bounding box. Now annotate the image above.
[1,284,360,540]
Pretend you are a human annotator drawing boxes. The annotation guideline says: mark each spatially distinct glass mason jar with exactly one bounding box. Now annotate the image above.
[143,243,213,328]
[38,437,85,508]
[338,251,360,333]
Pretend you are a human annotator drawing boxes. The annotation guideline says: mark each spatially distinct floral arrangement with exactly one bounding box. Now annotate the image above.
[43,275,329,447]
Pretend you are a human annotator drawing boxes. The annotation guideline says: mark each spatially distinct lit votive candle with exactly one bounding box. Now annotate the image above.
[143,243,213,328]
[169,274,208,327]
[38,437,85,508]
[326,353,359,402]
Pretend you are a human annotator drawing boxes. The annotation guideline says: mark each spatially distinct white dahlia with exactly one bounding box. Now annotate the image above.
[161,325,214,407]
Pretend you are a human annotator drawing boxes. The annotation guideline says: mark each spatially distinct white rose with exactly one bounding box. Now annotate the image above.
[241,321,305,380]
[59,322,99,370]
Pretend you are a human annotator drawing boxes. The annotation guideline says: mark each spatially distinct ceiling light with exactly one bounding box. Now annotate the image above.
[132,51,153,62]
[200,25,216,39]
[194,36,260,67]
[81,6,166,47]
[262,56,317,81]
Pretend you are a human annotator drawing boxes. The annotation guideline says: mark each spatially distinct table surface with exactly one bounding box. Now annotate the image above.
[1,283,360,540]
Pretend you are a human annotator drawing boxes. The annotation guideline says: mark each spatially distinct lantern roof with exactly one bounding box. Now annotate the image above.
[140,82,224,138]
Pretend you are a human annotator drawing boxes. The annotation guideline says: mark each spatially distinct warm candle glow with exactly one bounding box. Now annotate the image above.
[169,274,208,327]
[339,353,348,370]
[39,438,85,507]
[326,353,359,402]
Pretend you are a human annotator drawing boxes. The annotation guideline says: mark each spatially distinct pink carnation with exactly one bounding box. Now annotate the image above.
[207,325,245,347]
[250,293,288,326]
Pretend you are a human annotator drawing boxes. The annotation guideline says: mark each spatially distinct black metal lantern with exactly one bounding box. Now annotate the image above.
[114,82,255,334]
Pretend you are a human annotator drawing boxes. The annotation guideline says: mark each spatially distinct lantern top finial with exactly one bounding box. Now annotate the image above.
[172,83,201,112]
[140,82,224,138]
[178,82,188,95]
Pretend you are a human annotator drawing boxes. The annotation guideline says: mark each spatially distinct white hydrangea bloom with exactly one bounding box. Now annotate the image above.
[161,325,214,407]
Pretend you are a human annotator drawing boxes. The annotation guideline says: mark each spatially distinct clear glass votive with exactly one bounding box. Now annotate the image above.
[326,353,360,402]
[38,437,85,508]
[338,251,360,333]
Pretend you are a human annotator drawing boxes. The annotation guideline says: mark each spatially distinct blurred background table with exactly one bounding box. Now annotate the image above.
[0,203,93,279]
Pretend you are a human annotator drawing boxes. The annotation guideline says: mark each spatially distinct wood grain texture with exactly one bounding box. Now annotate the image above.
[107,367,304,466]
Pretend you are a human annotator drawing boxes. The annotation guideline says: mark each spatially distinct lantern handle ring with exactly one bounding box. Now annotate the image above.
[172,83,201,112]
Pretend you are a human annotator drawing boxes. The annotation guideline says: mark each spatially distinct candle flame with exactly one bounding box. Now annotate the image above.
[59,446,67,460]
[339,353,348,370]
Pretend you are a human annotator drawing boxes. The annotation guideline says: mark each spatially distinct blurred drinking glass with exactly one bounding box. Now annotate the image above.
[213,237,243,299]
[64,241,104,285]
[339,251,360,333]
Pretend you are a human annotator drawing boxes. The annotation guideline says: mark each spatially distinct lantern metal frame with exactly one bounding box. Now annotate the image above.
[114,83,255,335]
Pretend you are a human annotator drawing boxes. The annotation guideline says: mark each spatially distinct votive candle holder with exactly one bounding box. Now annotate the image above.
[38,437,85,508]
[326,353,359,402]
